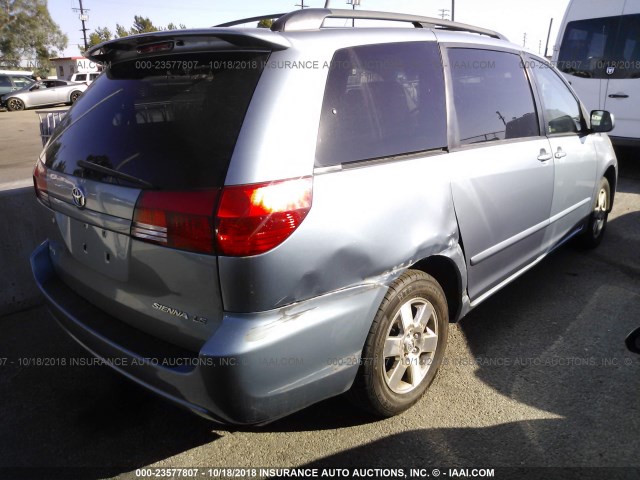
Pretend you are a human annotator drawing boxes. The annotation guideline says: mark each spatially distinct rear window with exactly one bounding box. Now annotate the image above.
[315,42,447,167]
[44,51,268,189]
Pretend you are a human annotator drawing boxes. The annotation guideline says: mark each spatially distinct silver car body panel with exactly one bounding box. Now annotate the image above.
[5,80,87,108]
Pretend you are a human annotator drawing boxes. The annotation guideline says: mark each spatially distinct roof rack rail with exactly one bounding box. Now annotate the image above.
[215,13,286,28]
[270,8,508,40]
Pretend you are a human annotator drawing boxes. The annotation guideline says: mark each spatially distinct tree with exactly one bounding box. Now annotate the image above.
[115,23,129,39]
[130,15,159,35]
[166,22,186,31]
[257,19,274,29]
[87,27,113,49]
[84,17,187,51]
[0,0,68,76]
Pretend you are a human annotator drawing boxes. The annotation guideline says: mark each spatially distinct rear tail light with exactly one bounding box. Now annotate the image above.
[33,160,51,207]
[216,177,313,256]
[132,190,219,254]
[131,177,313,256]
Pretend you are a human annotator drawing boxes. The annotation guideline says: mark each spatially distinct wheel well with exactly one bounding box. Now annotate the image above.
[410,256,462,323]
[604,165,616,210]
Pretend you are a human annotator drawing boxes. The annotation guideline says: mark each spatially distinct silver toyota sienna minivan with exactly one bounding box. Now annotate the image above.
[31,8,618,425]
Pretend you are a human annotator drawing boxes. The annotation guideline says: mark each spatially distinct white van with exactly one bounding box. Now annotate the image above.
[554,0,640,147]
[69,72,100,84]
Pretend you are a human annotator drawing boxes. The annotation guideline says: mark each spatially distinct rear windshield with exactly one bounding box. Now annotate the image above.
[44,51,268,189]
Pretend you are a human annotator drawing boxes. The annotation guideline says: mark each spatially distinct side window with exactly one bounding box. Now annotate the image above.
[11,76,33,88]
[0,75,11,87]
[448,48,539,145]
[557,16,619,79]
[75,74,86,81]
[316,42,447,167]
[530,61,584,135]
[611,14,640,79]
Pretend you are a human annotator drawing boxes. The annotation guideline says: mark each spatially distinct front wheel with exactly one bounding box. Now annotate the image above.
[349,270,449,417]
[69,90,82,103]
[6,98,25,111]
[578,177,611,249]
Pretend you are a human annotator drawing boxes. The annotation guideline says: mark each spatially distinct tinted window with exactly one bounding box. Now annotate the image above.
[316,42,446,167]
[558,14,640,79]
[611,14,640,79]
[0,75,11,87]
[75,74,86,81]
[11,76,33,88]
[44,51,268,189]
[557,16,619,79]
[449,49,539,145]
[530,60,584,135]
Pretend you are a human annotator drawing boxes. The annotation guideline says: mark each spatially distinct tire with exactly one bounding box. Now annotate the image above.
[6,98,24,111]
[349,270,449,417]
[577,177,611,249]
[70,90,82,103]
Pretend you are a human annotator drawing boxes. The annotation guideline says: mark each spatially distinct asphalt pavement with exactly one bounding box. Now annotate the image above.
[0,107,66,187]
[0,112,639,479]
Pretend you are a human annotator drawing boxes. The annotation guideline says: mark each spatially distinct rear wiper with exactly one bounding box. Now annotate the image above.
[77,159,155,188]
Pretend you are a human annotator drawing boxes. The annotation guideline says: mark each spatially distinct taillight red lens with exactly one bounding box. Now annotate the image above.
[216,177,313,256]
[132,190,219,254]
[33,160,50,207]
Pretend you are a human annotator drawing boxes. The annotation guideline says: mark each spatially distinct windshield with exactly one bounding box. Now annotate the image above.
[44,51,269,189]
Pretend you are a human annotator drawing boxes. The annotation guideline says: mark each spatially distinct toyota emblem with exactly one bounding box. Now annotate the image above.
[71,186,86,208]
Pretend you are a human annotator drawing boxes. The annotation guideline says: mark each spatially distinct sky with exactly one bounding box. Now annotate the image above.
[49,0,570,58]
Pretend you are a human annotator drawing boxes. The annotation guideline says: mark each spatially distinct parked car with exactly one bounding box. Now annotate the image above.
[69,72,101,84]
[0,79,87,111]
[0,71,35,97]
[553,0,640,148]
[30,8,618,425]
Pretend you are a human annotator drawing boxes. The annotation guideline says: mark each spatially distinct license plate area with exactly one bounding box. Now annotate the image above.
[66,216,130,281]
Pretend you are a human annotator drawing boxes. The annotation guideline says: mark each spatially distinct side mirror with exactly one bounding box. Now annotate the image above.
[626,327,640,354]
[590,110,615,133]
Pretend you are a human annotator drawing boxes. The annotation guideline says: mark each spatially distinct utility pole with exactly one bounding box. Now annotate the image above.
[72,0,89,51]
[438,9,450,20]
[523,32,527,48]
[346,0,360,27]
[295,0,309,9]
[451,0,455,21]
[544,18,554,58]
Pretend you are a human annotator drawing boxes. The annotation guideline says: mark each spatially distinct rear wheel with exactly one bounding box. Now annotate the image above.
[70,90,82,103]
[349,270,449,417]
[7,98,24,111]
[578,177,610,249]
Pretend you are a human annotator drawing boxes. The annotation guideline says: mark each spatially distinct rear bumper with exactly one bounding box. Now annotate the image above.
[31,241,386,425]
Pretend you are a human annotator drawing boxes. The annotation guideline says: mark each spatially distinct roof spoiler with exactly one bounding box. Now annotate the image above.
[85,29,291,64]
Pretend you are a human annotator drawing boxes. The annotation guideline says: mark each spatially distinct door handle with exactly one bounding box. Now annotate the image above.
[537,149,552,162]
[555,147,567,159]
[608,94,629,98]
